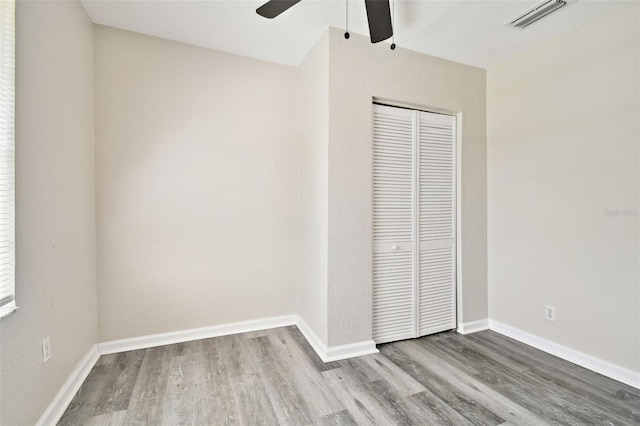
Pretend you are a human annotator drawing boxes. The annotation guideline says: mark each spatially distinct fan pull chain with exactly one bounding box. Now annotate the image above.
[390,0,396,50]
[344,0,350,39]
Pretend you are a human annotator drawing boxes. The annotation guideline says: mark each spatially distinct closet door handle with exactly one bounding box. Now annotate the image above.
[391,245,399,250]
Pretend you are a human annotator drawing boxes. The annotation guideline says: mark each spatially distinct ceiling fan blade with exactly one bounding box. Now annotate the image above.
[364,0,393,43]
[256,0,302,19]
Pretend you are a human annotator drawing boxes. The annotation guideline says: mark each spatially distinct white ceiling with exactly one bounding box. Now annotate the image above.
[81,0,624,68]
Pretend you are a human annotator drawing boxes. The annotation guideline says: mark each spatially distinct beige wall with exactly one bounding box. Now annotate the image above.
[0,1,97,425]
[487,3,639,373]
[94,26,299,342]
[326,28,487,346]
[298,32,329,344]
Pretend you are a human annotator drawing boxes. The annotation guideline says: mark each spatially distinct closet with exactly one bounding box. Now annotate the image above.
[372,103,456,344]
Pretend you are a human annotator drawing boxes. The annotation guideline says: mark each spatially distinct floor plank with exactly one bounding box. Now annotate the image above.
[318,409,357,426]
[83,410,126,426]
[92,350,145,416]
[121,343,184,424]
[60,328,640,425]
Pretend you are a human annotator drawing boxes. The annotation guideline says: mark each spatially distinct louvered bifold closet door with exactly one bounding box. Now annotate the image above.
[372,104,415,344]
[417,111,456,336]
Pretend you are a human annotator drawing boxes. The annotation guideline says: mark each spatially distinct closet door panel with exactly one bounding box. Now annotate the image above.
[419,246,455,335]
[418,111,456,336]
[373,250,414,343]
[372,104,415,344]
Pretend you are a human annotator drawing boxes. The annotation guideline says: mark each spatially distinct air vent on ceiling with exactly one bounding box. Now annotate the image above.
[508,0,567,29]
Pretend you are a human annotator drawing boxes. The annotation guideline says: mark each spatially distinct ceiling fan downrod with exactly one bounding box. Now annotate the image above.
[390,0,396,50]
[345,0,350,39]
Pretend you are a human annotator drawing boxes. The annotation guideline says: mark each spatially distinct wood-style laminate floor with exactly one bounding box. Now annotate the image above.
[59,326,640,425]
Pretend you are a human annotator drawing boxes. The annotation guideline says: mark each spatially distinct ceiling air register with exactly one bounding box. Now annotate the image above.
[508,0,567,29]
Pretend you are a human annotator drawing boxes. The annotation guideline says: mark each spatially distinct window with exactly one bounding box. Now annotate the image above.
[0,0,15,318]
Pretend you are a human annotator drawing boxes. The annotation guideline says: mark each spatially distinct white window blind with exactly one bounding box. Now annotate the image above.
[0,0,16,318]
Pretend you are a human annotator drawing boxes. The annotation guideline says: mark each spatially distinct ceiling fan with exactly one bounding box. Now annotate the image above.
[256,0,394,44]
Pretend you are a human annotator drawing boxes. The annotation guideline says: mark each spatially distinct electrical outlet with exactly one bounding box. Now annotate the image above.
[545,305,556,322]
[42,336,51,363]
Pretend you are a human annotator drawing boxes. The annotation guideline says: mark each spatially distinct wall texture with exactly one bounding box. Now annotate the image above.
[487,3,639,373]
[298,32,329,344]
[326,28,487,346]
[0,2,97,424]
[94,26,299,341]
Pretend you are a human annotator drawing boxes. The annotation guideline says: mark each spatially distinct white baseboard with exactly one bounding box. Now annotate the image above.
[99,314,379,362]
[295,316,379,362]
[457,319,489,334]
[325,339,379,362]
[36,345,100,426]
[294,316,329,360]
[98,315,298,355]
[489,320,640,389]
